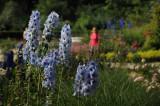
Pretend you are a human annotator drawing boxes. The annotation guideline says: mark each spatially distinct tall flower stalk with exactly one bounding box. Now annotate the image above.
[23,10,40,61]
[41,50,59,90]
[73,60,99,96]
[43,11,59,41]
[58,24,72,64]
[38,11,59,56]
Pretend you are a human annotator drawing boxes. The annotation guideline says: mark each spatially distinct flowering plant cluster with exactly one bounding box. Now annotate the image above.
[22,10,72,89]
[22,10,98,96]
[73,61,98,96]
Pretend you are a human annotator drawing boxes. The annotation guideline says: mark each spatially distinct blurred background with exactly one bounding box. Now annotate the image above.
[1,1,160,105]
[0,0,160,53]
[0,0,157,34]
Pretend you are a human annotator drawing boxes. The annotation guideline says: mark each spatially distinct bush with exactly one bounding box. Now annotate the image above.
[123,27,145,46]
[137,50,160,61]
[0,1,27,31]
[127,50,160,62]
[143,1,160,50]
[100,52,118,62]
[126,52,141,62]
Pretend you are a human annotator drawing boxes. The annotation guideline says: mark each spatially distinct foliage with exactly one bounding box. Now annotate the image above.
[0,0,155,32]
[0,0,33,31]
[101,49,160,62]
[0,38,17,53]
[122,27,145,46]
[143,1,160,49]
[1,66,160,105]
[104,0,151,19]
[126,50,160,62]
[100,52,117,61]
[73,5,107,34]
[137,50,160,60]
[126,52,141,62]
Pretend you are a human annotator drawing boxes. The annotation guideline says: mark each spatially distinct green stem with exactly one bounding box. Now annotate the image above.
[26,77,30,106]
[56,66,63,106]
[37,67,40,105]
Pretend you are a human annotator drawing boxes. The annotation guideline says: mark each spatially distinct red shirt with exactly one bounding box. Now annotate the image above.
[89,32,99,46]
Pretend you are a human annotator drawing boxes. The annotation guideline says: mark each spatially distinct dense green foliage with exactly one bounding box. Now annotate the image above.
[0,0,156,32]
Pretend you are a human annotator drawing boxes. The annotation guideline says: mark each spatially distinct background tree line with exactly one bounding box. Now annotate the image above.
[0,0,157,32]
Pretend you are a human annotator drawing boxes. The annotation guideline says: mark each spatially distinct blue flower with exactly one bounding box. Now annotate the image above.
[119,18,125,29]
[43,11,59,39]
[28,10,40,33]
[73,61,98,96]
[41,49,59,67]
[30,51,39,65]
[41,50,59,89]
[58,24,72,64]
[42,65,56,89]
[23,10,41,63]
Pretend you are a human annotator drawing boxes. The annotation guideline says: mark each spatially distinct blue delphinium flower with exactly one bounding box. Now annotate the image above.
[41,49,59,67]
[30,51,39,65]
[119,18,125,29]
[41,50,59,89]
[43,11,59,39]
[42,65,56,89]
[73,60,98,96]
[23,10,40,62]
[58,24,72,64]
[24,10,40,41]
[28,10,40,34]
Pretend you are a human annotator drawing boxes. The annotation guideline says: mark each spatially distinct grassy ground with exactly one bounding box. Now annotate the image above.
[1,65,160,106]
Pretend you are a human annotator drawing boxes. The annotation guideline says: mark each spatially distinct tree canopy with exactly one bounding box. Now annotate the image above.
[0,0,157,31]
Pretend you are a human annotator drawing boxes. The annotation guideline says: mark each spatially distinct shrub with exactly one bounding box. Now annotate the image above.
[123,27,145,46]
[127,50,160,62]
[104,52,117,61]
[126,52,141,62]
[137,50,160,60]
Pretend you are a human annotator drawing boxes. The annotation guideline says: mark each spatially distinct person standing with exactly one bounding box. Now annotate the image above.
[89,27,100,56]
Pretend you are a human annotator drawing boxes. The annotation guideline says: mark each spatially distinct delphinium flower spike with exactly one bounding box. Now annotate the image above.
[24,10,40,42]
[73,60,98,96]
[41,49,59,89]
[43,11,59,40]
[58,24,72,64]
[119,18,125,29]
[22,10,40,61]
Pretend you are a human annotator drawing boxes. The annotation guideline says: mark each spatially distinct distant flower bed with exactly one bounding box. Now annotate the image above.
[101,50,160,62]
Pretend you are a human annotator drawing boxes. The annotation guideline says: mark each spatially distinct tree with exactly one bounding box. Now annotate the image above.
[0,0,37,31]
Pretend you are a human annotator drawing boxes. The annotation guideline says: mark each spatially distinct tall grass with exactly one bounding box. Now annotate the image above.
[1,64,160,106]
